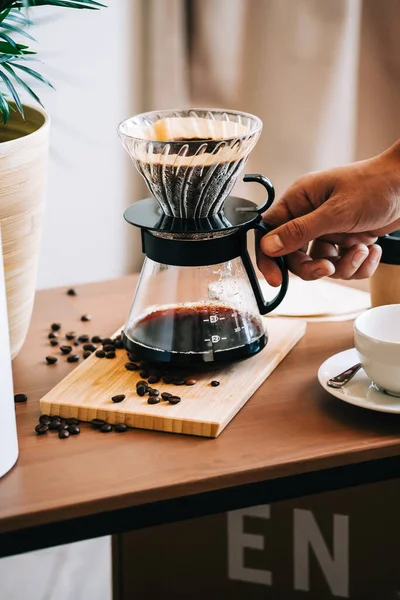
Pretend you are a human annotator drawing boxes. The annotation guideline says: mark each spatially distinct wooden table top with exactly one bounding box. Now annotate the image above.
[2,275,400,537]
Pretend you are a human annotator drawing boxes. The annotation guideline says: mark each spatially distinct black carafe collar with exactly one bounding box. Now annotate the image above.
[377,230,400,265]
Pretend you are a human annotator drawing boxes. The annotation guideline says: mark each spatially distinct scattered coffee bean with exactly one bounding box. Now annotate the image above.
[128,353,137,362]
[91,335,103,343]
[67,424,80,435]
[162,376,172,384]
[114,339,124,349]
[102,338,114,346]
[161,392,173,401]
[103,344,115,353]
[51,415,61,421]
[65,331,76,340]
[45,355,58,365]
[83,351,92,359]
[100,423,112,433]
[168,396,181,405]
[51,323,61,331]
[14,393,27,403]
[137,385,147,397]
[211,380,220,387]
[67,288,77,296]
[125,362,138,371]
[50,339,59,347]
[49,420,61,430]
[111,394,126,403]
[58,429,70,439]
[60,345,72,355]
[91,418,105,429]
[66,418,79,425]
[148,375,160,384]
[39,415,51,425]
[57,423,69,431]
[67,354,79,363]
[83,343,96,352]
[74,341,80,346]
[78,334,90,343]
[136,380,148,387]
[35,423,49,435]
[81,314,91,322]
[185,379,197,386]
[139,370,149,379]
[115,423,127,433]
[147,396,160,405]
[106,351,116,359]
[149,389,160,397]
[48,332,58,339]
[95,350,106,358]
[172,379,185,386]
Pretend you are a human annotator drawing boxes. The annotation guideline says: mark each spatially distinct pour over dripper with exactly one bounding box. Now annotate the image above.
[118,108,262,218]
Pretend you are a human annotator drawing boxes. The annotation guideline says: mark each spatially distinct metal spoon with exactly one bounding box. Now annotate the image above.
[327,363,362,388]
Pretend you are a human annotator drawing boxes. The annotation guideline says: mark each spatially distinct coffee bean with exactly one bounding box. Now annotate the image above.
[14,393,27,403]
[58,429,70,439]
[148,375,160,384]
[91,418,105,429]
[162,376,172,384]
[211,380,220,387]
[35,423,49,435]
[51,323,61,331]
[137,385,147,397]
[168,396,181,405]
[74,341,80,346]
[115,423,127,432]
[128,353,137,362]
[147,396,160,405]
[83,343,96,352]
[139,370,149,379]
[111,394,126,403]
[39,414,51,425]
[67,288,77,296]
[67,424,80,435]
[149,389,160,397]
[51,415,61,421]
[161,392,173,400]
[106,351,116,359]
[45,355,58,365]
[91,335,103,343]
[114,340,124,349]
[83,351,92,359]
[78,334,90,343]
[172,379,185,386]
[57,423,69,431]
[100,423,112,433]
[48,332,58,339]
[95,350,106,358]
[185,379,197,386]
[125,362,138,371]
[67,354,79,363]
[102,338,114,346]
[103,344,115,353]
[81,314,91,322]
[60,345,72,355]
[49,420,61,430]
[136,380,148,387]
[50,339,59,347]
[65,332,76,340]
[66,418,79,425]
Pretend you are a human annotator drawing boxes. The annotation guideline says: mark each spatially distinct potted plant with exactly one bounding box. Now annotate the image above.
[0,0,104,358]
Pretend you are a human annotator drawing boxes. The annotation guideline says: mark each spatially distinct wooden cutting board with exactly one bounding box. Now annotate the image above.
[40,318,306,438]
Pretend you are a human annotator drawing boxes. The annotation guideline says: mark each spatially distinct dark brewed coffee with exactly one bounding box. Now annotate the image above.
[124,304,266,366]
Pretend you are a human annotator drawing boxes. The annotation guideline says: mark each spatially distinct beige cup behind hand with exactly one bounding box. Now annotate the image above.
[354,305,400,397]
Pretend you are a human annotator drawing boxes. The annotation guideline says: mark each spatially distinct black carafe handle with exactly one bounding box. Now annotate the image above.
[241,173,289,315]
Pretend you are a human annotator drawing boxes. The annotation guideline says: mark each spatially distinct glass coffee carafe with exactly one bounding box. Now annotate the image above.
[118,108,289,365]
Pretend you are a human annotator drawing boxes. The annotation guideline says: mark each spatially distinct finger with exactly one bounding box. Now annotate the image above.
[329,244,369,280]
[286,252,336,280]
[309,240,339,260]
[317,233,378,247]
[260,204,341,257]
[350,244,382,279]
[257,251,284,287]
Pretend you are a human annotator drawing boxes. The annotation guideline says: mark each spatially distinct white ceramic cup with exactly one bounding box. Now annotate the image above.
[354,304,400,397]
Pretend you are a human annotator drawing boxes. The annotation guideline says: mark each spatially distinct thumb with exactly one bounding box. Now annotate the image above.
[260,205,337,256]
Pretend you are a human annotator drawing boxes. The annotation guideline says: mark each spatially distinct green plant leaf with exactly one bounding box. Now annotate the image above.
[2,61,43,106]
[0,21,36,41]
[0,31,19,49]
[12,61,54,88]
[0,92,10,124]
[13,1,105,8]
[0,41,35,54]
[0,67,23,114]
[0,8,12,24]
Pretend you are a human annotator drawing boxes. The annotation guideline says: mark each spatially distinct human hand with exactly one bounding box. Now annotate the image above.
[258,143,400,286]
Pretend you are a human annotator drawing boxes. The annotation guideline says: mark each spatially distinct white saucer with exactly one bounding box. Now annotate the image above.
[318,348,400,414]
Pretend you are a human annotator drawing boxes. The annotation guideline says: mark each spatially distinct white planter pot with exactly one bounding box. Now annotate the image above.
[0,104,50,358]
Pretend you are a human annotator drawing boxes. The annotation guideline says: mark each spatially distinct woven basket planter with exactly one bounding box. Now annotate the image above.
[0,105,49,358]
